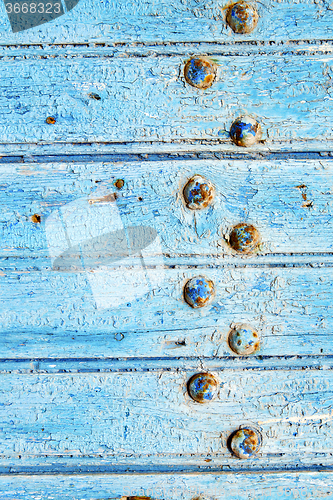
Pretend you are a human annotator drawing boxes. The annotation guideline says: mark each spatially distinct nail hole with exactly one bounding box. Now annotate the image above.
[46,116,56,124]
[114,179,125,189]
[88,93,101,100]
[31,214,41,223]
[138,196,143,201]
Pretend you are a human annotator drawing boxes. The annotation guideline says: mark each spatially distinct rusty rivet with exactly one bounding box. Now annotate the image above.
[114,179,125,189]
[187,372,218,403]
[184,57,217,89]
[31,214,41,223]
[230,115,261,147]
[230,428,262,459]
[184,276,215,308]
[46,116,56,124]
[183,175,215,210]
[228,324,260,355]
[229,222,260,253]
[226,2,259,34]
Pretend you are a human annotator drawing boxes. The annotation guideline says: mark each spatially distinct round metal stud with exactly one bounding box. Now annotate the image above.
[230,115,261,147]
[31,214,41,223]
[229,223,260,253]
[183,175,215,210]
[184,57,217,89]
[228,324,260,355]
[226,2,259,34]
[184,276,215,308]
[230,428,262,459]
[187,372,218,403]
[46,116,56,124]
[114,179,125,189]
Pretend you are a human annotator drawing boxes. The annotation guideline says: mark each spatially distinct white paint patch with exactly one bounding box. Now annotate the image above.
[45,194,165,310]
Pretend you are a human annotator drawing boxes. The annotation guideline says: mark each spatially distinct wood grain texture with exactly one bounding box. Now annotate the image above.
[1,471,333,499]
[1,159,333,257]
[0,0,332,45]
[0,52,331,149]
[1,265,332,358]
[0,0,331,487]
[1,368,333,469]
[1,159,332,358]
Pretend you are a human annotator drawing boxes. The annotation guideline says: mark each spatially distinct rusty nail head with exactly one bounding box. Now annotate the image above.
[187,372,218,403]
[46,116,56,124]
[230,428,262,459]
[114,179,125,189]
[229,222,260,253]
[31,214,41,223]
[226,2,259,34]
[228,324,260,355]
[183,175,215,210]
[230,115,261,147]
[184,57,217,89]
[184,276,215,308]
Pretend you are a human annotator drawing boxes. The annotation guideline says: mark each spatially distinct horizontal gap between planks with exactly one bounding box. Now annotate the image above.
[2,253,333,268]
[0,151,332,164]
[0,355,333,373]
[0,142,332,156]
[1,38,333,48]
[2,464,333,476]
[0,39,331,59]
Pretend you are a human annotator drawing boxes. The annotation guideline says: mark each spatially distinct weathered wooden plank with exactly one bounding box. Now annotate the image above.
[0,0,332,45]
[0,263,333,358]
[0,53,331,149]
[1,159,332,357]
[1,471,333,499]
[1,368,333,469]
[1,159,333,257]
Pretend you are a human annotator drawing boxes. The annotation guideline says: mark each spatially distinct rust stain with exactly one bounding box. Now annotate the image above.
[229,222,260,253]
[31,214,41,223]
[296,184,313,208]
[184,57,217,89]
[127,497,152,500]
[187,372,218,403]
[88,193,118,204]
[183,175,215,210]
[226,2,259,34]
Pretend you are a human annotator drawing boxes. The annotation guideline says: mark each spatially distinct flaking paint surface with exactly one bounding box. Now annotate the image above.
[0,54,331,147]
[1,369,333,469]
[0,0,331,44]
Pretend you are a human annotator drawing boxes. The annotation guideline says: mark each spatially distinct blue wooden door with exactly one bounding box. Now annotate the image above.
[0,0,333,498]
